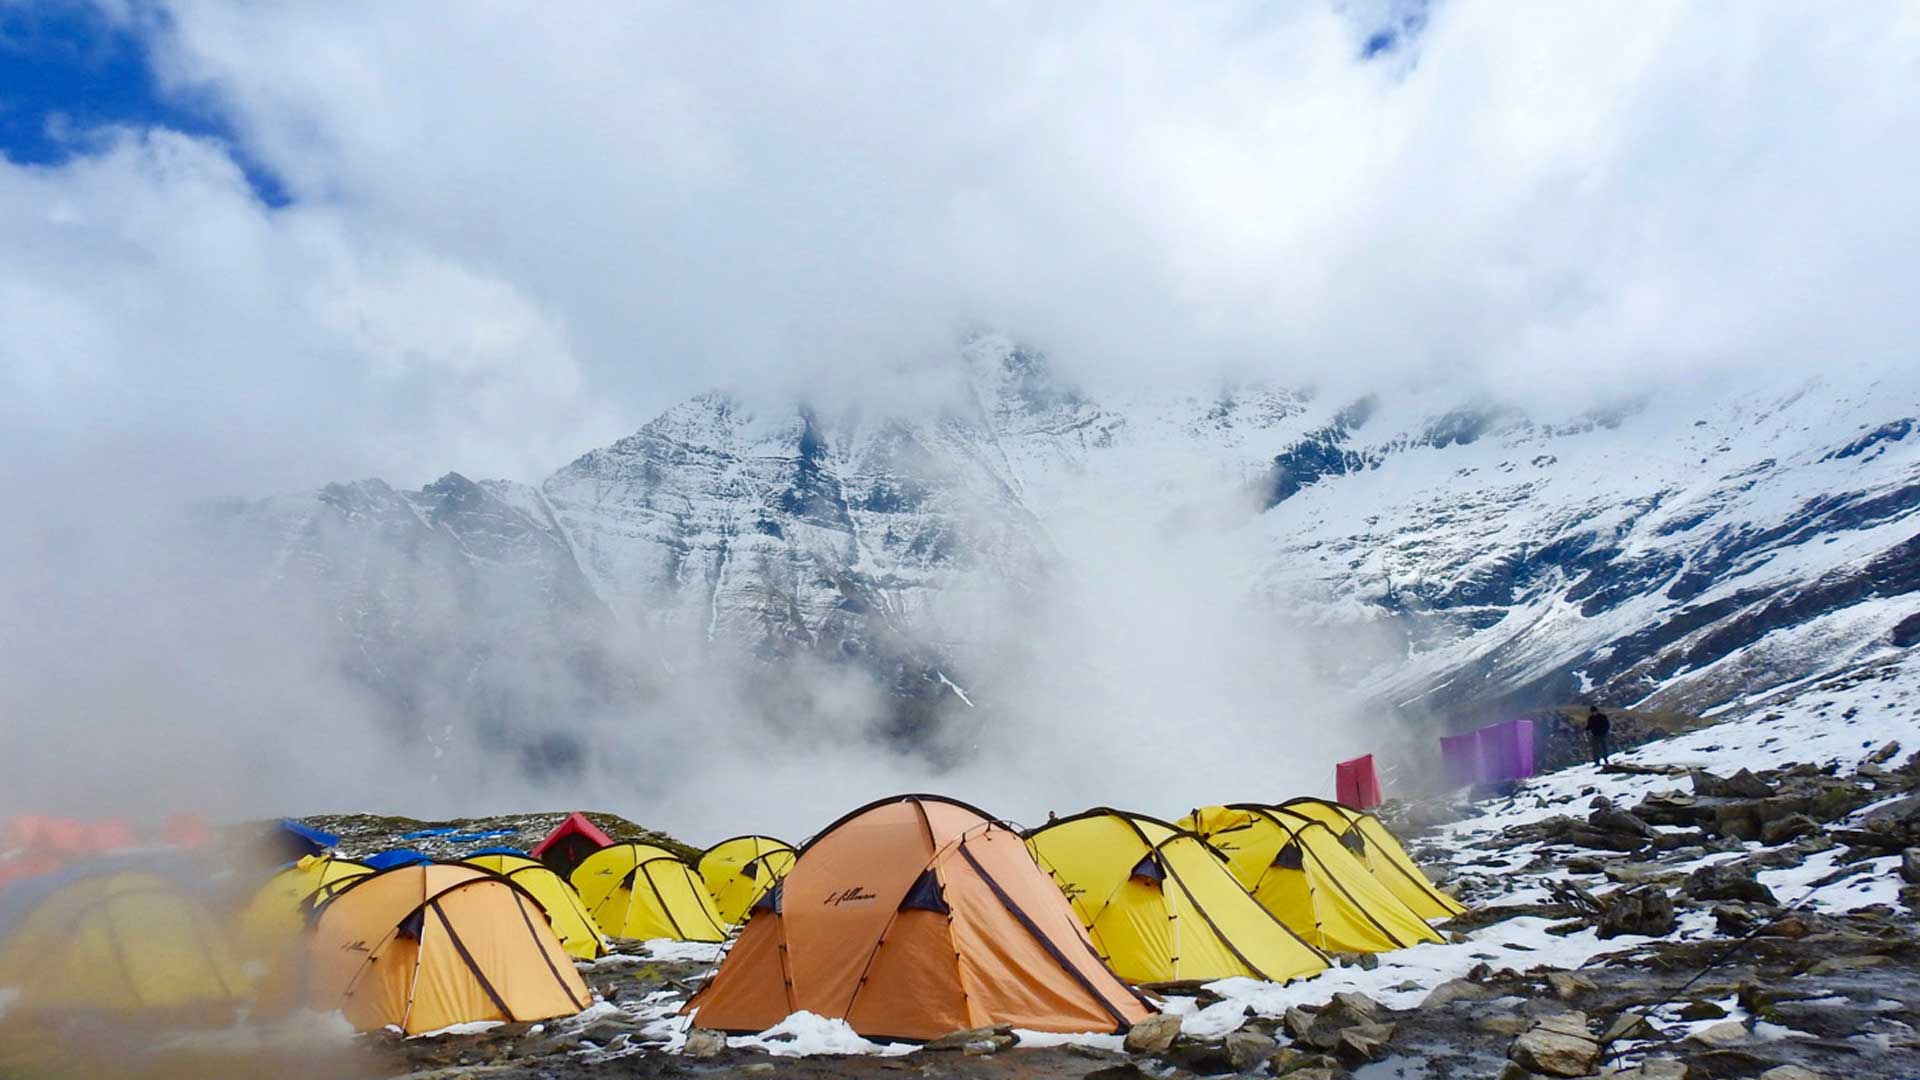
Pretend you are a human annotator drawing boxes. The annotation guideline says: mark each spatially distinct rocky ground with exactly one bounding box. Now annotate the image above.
[11,691,1915,1079]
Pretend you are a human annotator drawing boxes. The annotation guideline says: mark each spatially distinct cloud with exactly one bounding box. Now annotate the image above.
[126,0,1920,433]
[4,2,1919,832]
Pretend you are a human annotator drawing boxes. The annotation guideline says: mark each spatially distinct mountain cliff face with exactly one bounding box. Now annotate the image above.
[218,337,1920,766]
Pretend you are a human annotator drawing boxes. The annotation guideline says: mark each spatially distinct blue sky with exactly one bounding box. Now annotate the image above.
[0,2,287,204]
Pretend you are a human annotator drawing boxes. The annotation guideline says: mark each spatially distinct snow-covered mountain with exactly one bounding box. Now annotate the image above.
[216,337,1920,759]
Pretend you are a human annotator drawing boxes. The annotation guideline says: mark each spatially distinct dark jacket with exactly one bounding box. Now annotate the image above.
[1586,710,1611,736]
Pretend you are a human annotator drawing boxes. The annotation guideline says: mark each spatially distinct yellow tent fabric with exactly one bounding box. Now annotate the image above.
[460,852,609,960]
[1024,810,1327,985]
[238,853,372,955]
[0,864,247,1014]
[697,835,796,925]
[1278,798,1466,920]
[306,863,590,1034]
[571,843,727,943]
[1180,806,1442,953]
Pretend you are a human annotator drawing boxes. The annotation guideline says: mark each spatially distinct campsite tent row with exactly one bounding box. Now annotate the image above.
[684,794,1463,1041]
[0,799,1456,1041]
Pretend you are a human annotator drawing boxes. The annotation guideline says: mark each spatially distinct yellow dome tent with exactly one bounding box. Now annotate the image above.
[570,843,727,943]
[1180,805,1443,953]
[238,853,372,954]
[697,835,796,925]
[0,862,247,1014]
[459,851,609,960]
[306,863,590,1034]
[1278,798,1466,920]
[1024,810,1328,985]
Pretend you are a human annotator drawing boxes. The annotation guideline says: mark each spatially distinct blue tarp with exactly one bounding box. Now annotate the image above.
[362,849,432,870]
[445,829,516,843]
[398,826,460,841]
[277,819,338,855]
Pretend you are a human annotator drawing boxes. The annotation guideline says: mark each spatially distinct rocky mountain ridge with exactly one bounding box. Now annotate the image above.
[216,338,1920,768]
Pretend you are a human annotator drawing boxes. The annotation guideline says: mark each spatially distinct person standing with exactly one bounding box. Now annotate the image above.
[1586,705,1613,766]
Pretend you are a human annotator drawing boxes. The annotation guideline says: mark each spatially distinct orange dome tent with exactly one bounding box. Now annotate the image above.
[305,863,590,1034]
[685,794,1152,1041]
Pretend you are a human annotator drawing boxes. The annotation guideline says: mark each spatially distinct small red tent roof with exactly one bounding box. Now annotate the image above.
[530,812,614,859]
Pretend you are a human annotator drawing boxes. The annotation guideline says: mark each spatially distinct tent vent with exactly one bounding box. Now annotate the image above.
[742,860,759,881]
[899,870,949,913]
[1127,854,1165,886]
[1272,842,1305,871]
[396,905,426,942]
[1340,830,1366,856]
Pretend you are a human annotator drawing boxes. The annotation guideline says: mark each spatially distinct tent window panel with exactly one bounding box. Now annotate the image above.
[1127,854,1164,886]
[898,869,949,914]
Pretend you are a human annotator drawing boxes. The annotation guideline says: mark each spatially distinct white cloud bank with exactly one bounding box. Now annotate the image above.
[2,1,1918,828]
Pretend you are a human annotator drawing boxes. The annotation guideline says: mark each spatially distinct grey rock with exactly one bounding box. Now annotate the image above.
[924,1025,1016,1051]
[1420,977,1495,1009]
[1692,768,1775,799]
[1589,803,1656,837]
[1760,814,1820,845]
[1685,863,1779,905]
[1509,1024,1600,1077]
[1901,847,1920,884]
[1546,971,1596,1000]
[1635,1059,1692,1080]
[1223,1030,1276,1069]
[1335,1021,1395,1063]
[1683,1020,1750,1047]
[682,1028,727,1058]
[1597,884,1676,938]
[1121,1012,1181,1054]
[1757,1067,1830,1080]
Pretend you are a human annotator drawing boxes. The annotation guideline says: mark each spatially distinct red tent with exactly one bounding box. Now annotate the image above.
[1335,754,1383,810]
[531,812,615,877]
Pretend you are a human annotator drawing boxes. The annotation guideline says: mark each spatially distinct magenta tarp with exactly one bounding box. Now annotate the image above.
[1440,719,1537,785]
[1335,754,1383,809]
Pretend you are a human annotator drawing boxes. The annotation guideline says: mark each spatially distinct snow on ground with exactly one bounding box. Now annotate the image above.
[629,939,727,964]
[410,1020,504,1039]
[725,1012,916,1057]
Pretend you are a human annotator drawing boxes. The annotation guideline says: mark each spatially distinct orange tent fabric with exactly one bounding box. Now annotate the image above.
[305,863,591,1034]
[685,794,1152,1041]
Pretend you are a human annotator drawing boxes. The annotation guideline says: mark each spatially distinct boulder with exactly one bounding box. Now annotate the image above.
[1479,1015,1533,1036]
[1597,884,1676,939]
[1684,1020,1751,1048]
[1508,1024,1600,1077]
[1634,792,1707,828]
[1693,769,1775,799]
[1121,1012,1181,1054]
[1902,848,1920,884]
[1282,1006,1317,1042]
[1677,999,1727,1021]
[682,1029,727,1059]
[1335,1021,1395,1063]
[1546,972,1596,1000]
[1757,1066,1830,1080]
[1685,863,1779,905]
[1223,1030,1276,1070]
[1635,1059,1692,1080]
[1760,814,1820,845]
[924,1025,1016,1051]
[1269,1050,1340,1076]
[1589,803,1656,837]
[1421,978,1494,1009]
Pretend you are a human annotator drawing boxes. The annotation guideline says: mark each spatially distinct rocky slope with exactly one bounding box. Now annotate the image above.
[216,337,1920,762]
